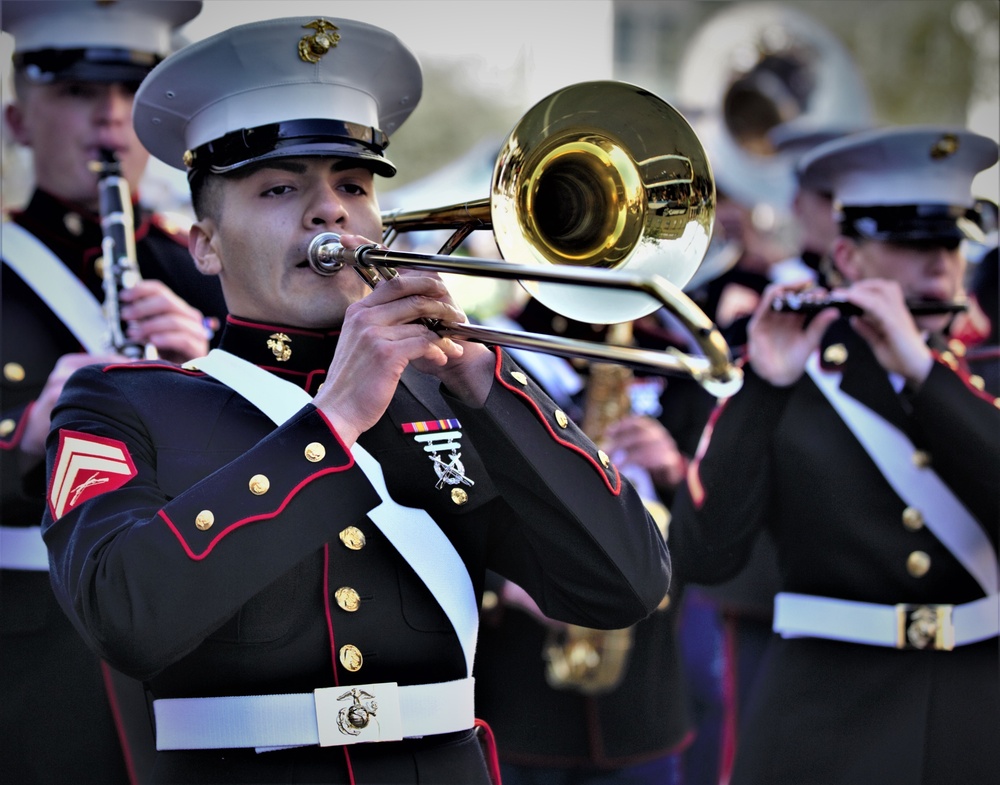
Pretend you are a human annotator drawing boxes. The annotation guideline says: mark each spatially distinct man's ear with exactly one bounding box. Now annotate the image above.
[4,102,30,147]
[830,236,859,284]
[189,218,223,276]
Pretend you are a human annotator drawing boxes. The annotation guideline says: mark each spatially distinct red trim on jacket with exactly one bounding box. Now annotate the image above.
[492,349,622,495]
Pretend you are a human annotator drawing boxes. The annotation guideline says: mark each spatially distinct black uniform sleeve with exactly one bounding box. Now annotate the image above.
[42,366,382,678]
[669,366,793,585]
[907,361,1000,542]
[447,351,671,629]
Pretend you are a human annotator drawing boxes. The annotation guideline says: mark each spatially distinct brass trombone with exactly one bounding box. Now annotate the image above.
[308,81,744,397]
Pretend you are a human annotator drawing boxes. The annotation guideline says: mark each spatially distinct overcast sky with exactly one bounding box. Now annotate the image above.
[180,0,616,106]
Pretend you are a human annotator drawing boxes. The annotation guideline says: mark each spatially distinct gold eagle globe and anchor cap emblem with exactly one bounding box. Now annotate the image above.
[299,19,341,63]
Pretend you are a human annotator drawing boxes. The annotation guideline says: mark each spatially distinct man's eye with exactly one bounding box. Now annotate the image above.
[262,185,294,197]
[59,84,98,99]
[340,183,367,196]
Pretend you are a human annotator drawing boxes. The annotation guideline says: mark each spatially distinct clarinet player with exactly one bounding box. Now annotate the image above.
[1,3,225,782]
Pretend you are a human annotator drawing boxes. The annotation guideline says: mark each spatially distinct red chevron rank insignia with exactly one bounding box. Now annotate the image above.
[48,430,137,520]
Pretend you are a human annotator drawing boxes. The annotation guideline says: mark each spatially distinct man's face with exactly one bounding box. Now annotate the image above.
[838,237,967,331]
[793,188,837,257]
[190,157,383,328]
[6,80,149,210]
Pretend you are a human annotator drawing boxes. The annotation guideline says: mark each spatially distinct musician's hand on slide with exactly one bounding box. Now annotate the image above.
[118,280,210,363]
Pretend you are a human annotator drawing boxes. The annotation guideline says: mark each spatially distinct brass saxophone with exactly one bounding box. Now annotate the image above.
[542,323,669,696]
[92,149,157,360]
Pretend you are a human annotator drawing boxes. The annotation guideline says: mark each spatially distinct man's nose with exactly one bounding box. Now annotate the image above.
[307,184,349,227]
[94,84,134,126]
[927,245,959,273]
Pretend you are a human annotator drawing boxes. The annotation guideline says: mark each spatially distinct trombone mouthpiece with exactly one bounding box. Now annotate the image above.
[307,232,345,275]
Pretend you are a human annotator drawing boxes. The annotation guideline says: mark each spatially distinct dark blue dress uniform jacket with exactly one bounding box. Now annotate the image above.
[1,189,227,785]
[41,317,670,785]
[670,321,1000,785]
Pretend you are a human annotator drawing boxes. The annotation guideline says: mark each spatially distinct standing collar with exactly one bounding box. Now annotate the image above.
[216,315,341,393]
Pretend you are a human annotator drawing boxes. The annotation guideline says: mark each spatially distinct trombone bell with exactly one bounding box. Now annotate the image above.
[490,81,716,324]
[312,81,742,396]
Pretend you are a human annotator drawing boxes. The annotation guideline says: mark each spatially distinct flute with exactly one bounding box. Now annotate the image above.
[91,149,158,360]
[771,291,969,318]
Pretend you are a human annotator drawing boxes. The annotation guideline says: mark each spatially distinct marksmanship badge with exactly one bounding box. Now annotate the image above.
[402,419,475,489]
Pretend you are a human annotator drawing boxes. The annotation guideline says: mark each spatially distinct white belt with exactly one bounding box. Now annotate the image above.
[154,677,475,751]
[774,592,1000,651]
[0,526,49,571]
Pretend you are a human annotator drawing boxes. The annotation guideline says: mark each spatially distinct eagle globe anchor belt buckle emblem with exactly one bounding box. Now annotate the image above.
[336,687,379,736]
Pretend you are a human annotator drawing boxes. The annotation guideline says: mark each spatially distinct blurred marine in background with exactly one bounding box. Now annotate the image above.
[1,2,226,783]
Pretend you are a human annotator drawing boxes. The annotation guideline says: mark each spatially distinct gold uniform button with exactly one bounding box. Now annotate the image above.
[598,450,611,468]
[305,442,326,462]
[912,450,931,469]
[510,371,528,385]
[64,211,83,236]
[339,526,366,550]
[554,409,569,428]
[248,474,270,495]
[451,488,469,505]
[969,375,985,391]
[4,363,26,383]
[340,644,363,672]
[195,510,215,531]
[0,419,15,437]
[902,506,924,531]
[947,338,967,357]
[481,590,499,611]
[335,587,361,612]
[907,550,931,578]
[823,344,848,365]
[940,351,958,371]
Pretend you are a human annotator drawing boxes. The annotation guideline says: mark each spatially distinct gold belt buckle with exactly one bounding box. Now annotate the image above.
[895,604,955,650]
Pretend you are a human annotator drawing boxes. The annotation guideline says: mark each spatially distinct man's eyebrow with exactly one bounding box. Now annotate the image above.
[250,159,371,176]
[257,160,308,175]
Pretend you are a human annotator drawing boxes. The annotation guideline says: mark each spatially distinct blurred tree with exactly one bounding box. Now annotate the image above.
[382,61,523,195]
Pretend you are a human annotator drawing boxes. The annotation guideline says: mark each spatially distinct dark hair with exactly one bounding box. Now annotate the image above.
[190,166,258,221]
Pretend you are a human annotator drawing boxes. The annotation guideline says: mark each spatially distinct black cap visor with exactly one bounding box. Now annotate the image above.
[840,204,985,245]
[14,47,158,85]
[186,119,396,179]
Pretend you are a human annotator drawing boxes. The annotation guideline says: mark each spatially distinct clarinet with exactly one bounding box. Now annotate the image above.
[771,291,969,318]
[92,149,158,359]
